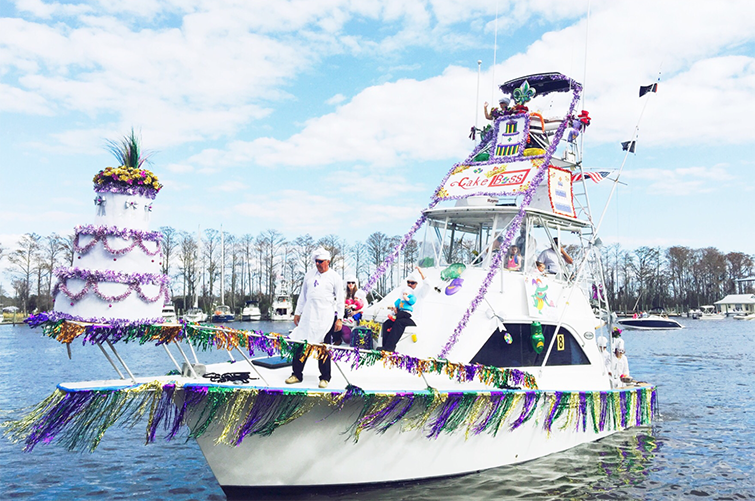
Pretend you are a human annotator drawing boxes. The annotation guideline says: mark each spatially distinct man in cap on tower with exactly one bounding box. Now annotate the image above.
[285,247,344,388]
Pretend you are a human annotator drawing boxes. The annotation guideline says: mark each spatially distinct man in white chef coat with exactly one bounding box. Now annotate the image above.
[285,247,344,388]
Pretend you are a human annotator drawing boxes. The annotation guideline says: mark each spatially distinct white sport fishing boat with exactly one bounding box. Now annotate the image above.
[240,300,262,321]
[270,283,294,321]
[7,73,656,499]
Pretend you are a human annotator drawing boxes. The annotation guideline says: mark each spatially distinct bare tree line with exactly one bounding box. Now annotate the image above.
[600,244,754,313]
[0,228,420,315]
[2,229,753,316]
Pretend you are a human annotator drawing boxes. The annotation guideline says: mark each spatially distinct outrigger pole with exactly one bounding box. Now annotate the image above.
[593,71,661,241]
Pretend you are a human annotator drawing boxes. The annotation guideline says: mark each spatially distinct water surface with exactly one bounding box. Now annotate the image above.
[1,318,754,500]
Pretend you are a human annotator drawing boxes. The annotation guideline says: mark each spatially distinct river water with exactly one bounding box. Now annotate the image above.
[1,318,754,500]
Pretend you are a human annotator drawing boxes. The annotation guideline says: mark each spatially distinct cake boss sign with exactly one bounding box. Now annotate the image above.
[435,160,541,200]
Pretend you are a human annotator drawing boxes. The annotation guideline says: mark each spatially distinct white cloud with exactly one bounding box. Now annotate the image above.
[165,163,194,174]
[232,189,421,239]
[326,93,347,105]
[323,165,427,200]
[211,180,248,192]
[190,66,477,169]
[178,0,755,176]
[0,82,53,114]
[623,163,735,196]
[13,0,91,19]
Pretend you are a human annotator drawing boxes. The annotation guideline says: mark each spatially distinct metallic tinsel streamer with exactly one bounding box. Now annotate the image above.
[463,393,491,439]
[510,391,541,431]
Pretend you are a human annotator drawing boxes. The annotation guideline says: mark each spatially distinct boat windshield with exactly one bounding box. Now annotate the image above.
[420,205,587,281]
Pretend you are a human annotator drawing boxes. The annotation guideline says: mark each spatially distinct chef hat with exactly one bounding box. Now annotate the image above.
[597,336,607,348]
[614,337,625,352]
[312,247,331,261]
[406,271,420,283]
[499,96,511,105]
[345,273,358,287]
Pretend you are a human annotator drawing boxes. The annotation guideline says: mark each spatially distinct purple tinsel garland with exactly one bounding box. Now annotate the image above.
[74,225,162,257]
[53,267,170,305]
[26,311,165,329]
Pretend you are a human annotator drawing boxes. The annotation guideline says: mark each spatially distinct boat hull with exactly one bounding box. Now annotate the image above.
[617,318,682,330]
[191,387,648,491]
[270,314,293,321]
[211,314,235,323]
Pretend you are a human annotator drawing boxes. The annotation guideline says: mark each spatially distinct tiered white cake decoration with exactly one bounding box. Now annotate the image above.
[52,132,169,323]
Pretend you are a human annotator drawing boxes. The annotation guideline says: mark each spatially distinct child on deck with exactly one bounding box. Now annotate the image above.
[381,268,425,352]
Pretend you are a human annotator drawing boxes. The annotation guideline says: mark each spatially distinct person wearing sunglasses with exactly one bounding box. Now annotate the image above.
[344,275,367,324]
[286,247,344,389]
[381,267,425,352]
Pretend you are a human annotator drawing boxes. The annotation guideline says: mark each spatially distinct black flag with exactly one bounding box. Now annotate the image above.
[639,83,658,97]
[621,141,636,153]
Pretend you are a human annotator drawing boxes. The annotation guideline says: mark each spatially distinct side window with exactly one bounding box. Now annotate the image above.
[470,323,589,368]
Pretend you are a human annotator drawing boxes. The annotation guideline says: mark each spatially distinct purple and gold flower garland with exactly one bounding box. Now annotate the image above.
[53,268,170,304]
[73,225,162,257]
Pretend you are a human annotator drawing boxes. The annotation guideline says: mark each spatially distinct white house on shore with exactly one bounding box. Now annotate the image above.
[714,294,755,316]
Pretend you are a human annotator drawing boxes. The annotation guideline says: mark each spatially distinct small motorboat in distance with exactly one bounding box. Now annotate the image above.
[240,300,262,321]
[617,312,683,330]
[183,307,207,323]
[699,305,724,320]
[210,304,234,323]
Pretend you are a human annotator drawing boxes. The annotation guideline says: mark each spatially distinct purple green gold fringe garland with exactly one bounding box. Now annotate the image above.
[3,383,656,453]
[23,316,538,391]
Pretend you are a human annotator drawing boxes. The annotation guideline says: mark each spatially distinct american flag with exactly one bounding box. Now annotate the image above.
[572,170,612,183]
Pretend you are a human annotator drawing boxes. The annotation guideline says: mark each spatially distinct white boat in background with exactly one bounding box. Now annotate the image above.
[183,307,207,323]
[733,312,755,320]
[11,72,656,498]
[211,304,235,323]
[700,305,724,320]
[240,300,262,321]
[617,313,683,330]
[161,303,177,323]
[270,283,294,321]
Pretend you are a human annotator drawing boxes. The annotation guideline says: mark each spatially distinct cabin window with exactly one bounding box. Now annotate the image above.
[470,323,589,368]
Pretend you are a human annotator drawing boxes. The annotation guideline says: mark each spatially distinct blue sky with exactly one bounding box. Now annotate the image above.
[1,0,754,263]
